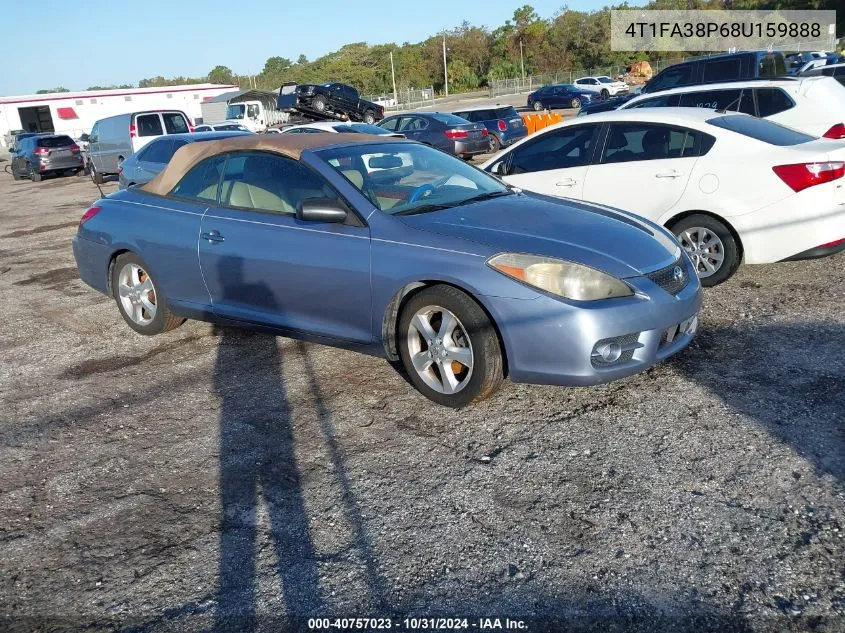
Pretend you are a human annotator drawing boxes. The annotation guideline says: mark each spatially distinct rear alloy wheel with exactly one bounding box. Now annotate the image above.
[398,285,503,407]
[570,97,581,109]
[312,95,327,112]
[489,134,502,153]
[671,214,740,287]
[112,253,185,335]
[28,163,42,182]
[532,100,544,111]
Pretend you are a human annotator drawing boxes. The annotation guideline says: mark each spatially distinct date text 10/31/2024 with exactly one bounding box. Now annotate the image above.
[307,618,529,630]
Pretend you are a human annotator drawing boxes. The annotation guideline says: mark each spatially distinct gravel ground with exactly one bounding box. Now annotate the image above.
[0,171,843,633]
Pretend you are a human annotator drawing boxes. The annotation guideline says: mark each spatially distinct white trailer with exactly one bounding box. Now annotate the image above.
[0,83,238,148]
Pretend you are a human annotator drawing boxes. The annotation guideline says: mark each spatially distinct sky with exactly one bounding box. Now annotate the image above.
[0,0,614,96]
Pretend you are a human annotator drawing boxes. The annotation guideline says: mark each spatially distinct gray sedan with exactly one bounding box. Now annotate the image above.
[376,112,489,159]
[118,130,251,189]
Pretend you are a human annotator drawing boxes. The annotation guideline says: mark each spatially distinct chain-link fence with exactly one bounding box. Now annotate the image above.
[363,87,437,112]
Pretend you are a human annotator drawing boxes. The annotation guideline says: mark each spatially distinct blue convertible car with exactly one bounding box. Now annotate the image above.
[73,134,701,407]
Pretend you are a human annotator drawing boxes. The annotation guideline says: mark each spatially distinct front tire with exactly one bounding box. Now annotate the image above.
[570,97,581,109]
[312,95,327,112]
[670,214,740,287]
[489,134,501,153]
[90,161,104,184]
[600,89,610,98]
[398,285,504,408]
[362,109,376,124]
[532,100,544,111]
[111,252,185,335]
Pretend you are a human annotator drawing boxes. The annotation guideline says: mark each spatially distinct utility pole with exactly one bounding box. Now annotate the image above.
[442,33,449,96]
[520,39,526,85]
[389,51,398,105]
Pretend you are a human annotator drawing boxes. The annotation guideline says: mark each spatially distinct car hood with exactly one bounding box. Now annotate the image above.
[399,192,681,279]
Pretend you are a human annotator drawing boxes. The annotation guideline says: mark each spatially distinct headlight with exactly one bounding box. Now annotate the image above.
[489,253,633,301]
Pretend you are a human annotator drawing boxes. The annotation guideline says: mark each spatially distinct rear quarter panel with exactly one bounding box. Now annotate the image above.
[76,191,211,312]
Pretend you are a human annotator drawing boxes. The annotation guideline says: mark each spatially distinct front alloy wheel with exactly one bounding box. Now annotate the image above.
[398,285,503,407]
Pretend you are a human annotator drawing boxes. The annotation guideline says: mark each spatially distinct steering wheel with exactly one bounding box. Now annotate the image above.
[408,176,452,203]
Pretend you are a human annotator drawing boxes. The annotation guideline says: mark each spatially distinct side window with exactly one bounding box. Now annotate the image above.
[89,123,99,143]
[399,117,427,132]
[678,89,751,113]
[218,153,337,215]
[162,112,189,134]
[703,58,742,82]
[379,117,399,131]
[509,125,598,174]
[649,65,693,91]
[627,94,680,108]
[136,114,163,137]
[138,139,174,164]
[755,89,794,117]
[601,124,692,164]
[169,155,226,202]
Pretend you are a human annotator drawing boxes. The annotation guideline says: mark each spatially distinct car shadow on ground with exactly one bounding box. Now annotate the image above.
[671,322,844,483]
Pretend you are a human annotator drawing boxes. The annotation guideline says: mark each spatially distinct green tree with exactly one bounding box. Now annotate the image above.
[36,87,70,94]
[208,65,235,84]
[297,54,308,64]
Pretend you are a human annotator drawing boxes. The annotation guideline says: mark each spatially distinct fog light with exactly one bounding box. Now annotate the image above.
[596,342,622,362]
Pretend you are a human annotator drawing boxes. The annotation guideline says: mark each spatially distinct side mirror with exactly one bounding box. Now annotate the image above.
[80,133,90,142]
[297,198,348,223]
[489,160,508,176]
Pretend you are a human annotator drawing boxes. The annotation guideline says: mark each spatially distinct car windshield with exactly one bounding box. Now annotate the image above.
[318,142,511,216]
[707,115,815,146]
[598,77,614,83]
[225,104,245,120]
[334,123,391,135]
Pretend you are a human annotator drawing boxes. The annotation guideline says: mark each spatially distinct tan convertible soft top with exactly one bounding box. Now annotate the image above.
[140,132,404,196]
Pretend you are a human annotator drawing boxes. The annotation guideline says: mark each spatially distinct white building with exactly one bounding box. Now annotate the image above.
[0,83,239,147]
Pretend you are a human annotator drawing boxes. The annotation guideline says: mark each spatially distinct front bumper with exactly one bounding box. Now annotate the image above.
[480,256,702,387]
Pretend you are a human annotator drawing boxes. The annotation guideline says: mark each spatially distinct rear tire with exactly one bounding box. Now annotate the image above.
[28,164,42,182]
[111,252,185,335]
[532,100,544,111]
[600,89,610,98]
[362,109,377,124]
[670,214,740,287]
[398,285,504,408]
[570,97,581,109]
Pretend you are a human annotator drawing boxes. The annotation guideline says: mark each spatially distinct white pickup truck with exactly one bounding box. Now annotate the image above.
[224,99,288,133]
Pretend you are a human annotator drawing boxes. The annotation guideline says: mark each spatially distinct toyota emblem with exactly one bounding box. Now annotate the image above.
[672,266,684,282]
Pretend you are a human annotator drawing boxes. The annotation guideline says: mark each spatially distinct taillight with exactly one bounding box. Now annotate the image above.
[823,123,845,139]
[79,206,101,227]
[129,124,136,138]
[818,238,845,249]
[772,162,845,192]
[497,120,507,132]
[481,129,489,136]
[69,144,79,152]
[33,147,49,155]
[444,129,469,139]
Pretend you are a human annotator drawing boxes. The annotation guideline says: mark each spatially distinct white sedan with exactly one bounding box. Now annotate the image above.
[279,121,404,137]
[574,76,630,98]
[483,108,845,286]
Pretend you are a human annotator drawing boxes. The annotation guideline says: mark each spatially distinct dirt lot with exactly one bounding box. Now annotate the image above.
[0,169,843,633]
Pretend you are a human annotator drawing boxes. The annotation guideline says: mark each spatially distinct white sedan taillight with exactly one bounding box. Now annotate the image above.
[772,161,845,193]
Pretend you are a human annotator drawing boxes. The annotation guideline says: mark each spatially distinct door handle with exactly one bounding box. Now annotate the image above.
[556,178,577,187]
[655,170,683,178]
[201,230,224,243]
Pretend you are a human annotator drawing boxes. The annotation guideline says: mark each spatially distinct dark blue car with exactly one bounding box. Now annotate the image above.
[527,84,593,111]
[72,134,700,407]
[452,105,528,152]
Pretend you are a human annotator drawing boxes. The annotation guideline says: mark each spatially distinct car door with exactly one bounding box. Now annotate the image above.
[581,123,701,222]
[198,151,372,342]
[498,123,600,199]
[397,116,426,142]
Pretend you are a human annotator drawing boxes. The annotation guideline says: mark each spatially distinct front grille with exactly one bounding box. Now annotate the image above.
[591,332,641,368]
[647,258,689,296]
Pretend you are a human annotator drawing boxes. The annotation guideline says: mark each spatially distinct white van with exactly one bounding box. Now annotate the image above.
[86,110,191,183]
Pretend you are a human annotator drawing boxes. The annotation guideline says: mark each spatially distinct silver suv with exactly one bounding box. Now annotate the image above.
[10,134,84,182]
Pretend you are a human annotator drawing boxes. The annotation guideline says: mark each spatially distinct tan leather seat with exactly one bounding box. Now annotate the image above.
[341,169,364,189]
[228,181,294,214]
